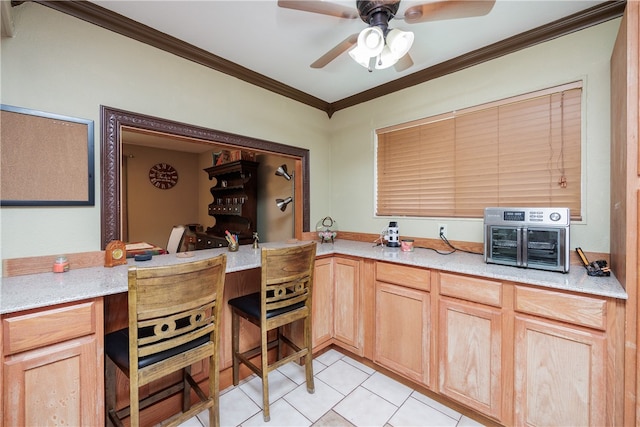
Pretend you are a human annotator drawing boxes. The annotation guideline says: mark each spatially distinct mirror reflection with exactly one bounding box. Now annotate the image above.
[100,107,309,251]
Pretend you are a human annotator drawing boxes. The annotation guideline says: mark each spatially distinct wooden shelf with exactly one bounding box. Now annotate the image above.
[203,160,258,245]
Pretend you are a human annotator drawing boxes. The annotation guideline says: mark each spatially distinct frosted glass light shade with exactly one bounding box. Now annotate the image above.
[348,45,372,68]
[375,46,399,69]
[356,26,385,57]
[386,28,414,58]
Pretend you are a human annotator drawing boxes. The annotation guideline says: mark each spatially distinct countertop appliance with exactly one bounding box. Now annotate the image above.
[384,221,400,247]
[484,207,570,273]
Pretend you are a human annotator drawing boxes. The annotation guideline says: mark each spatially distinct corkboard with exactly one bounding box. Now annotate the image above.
[1,105,94,206]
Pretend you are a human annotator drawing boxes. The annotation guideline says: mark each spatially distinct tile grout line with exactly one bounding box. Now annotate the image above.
[190,348,482,427]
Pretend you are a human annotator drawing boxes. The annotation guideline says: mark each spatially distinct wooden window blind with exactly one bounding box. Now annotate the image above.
[376,83,582,220]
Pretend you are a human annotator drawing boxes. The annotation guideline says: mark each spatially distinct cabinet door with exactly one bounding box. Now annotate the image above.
[439,297,502,420]
[514,315,606,426]
[312,257,334,350]
[3,336,100,427]
[220,268,262,369]
[333,257,361,351]
[375,282,430,385]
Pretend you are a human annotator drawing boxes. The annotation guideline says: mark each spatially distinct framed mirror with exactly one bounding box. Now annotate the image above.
[100,105,310,249]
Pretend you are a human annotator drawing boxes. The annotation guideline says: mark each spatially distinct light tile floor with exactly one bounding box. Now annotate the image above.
[181,349,486,427]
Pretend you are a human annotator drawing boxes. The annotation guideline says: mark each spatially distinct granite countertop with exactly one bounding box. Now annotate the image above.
[319,240,627,300]
[0,239,627,315]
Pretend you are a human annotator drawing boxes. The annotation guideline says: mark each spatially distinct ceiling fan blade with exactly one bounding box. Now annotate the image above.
[310,33,358,69]
[404,0,496,24]
[277,1,359,19]
[394,53,414,72]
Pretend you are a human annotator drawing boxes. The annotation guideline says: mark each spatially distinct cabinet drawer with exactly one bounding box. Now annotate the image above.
[514,286,607,330]
[3,300,98,355]
[376,262,430,291]
[439,273,502,307]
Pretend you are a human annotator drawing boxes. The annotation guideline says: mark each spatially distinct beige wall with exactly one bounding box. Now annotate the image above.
[0,2,620,259]
[122,144,200,248]
[255,155,296,243]
[0,2,329,259]
[328,19,620,253]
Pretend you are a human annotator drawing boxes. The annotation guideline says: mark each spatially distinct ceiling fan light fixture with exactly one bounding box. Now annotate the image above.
[375,46,399,70]
[348,45,373,69]
[356,26,385,57]
[386,28,414,59]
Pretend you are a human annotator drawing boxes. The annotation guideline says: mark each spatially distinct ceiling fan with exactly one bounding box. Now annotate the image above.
[278,0,496,72]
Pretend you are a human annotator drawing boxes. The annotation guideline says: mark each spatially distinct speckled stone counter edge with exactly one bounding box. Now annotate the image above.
[1,240,627,315]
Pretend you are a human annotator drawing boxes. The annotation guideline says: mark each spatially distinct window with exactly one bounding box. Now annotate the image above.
[376,82,582,220]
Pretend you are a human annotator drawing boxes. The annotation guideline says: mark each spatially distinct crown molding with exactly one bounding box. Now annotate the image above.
[35,0,626,118]
[331,0,626,114]
[35,0,329,113]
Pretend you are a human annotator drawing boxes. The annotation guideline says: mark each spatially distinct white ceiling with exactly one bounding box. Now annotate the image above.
[90,0,611,104]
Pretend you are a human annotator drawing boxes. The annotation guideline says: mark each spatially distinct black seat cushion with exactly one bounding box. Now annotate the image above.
[105,328,210,371]
[228,292,305,320]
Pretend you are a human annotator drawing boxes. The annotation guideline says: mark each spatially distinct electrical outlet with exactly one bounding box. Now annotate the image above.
[438,224,447,238]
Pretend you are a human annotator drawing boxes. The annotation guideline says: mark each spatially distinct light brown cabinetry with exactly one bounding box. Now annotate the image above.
[333,257,361,351]
[513,286,607,426]
[371,267,618,426]
[312,257,334,349]
[374,262,432,387]
[610,3,639,423]
[514,315,605,426]
[1,299,104,427]
[438,273,503,421]
[311,256,363,355]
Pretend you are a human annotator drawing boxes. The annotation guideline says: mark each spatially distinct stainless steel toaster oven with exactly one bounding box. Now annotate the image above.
[484,207,570,273]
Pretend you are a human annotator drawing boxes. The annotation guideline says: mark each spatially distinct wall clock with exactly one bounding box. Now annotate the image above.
[149,163,178,190]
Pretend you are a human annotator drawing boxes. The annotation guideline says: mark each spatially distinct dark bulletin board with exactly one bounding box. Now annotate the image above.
[1,104,95,206]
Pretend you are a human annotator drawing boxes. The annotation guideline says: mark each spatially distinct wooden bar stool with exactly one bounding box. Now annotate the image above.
[228,242,317,421]
[105,255,226,427]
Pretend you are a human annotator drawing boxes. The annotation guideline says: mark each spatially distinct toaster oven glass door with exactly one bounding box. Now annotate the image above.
[524,227,566,271]
[487,226,520,266]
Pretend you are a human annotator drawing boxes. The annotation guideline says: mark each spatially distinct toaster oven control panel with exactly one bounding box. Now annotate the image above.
[485,207,570,227]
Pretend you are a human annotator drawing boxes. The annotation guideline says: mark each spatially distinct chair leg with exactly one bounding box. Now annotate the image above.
[105,356,124,427]
[277,327,283,360]
[182,366,192,412]
[105,356,117,414]
[208,405,218,427]
[209,353,220,427]
[304,316,315,394]
[130,373,140,427]
[261,328,271,422]
[232,310,240,386]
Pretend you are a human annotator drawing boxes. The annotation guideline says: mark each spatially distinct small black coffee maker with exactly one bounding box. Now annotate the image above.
[384,221,400,247]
